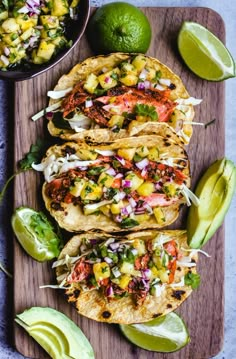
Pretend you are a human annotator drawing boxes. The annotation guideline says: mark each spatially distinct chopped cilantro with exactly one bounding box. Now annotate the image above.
[184,272,201,289]
[88,166,105,176]
[120,218,139,229]
[134,104,158,121]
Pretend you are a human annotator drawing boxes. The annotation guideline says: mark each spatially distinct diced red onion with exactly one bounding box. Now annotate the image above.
[141,278,150,291]
[128,197,137,208]
[144,80,151,89]
[85,99,93,108]
[142,268,151,279]
[105,77,110,83]
[106,285,114,297]
[159,78,171,87]
[131,248,138,256]
[121,205,132,216]
[143,202,153,214]
[78,166,88,171]
[90,239,99,245]
[106,167,116,176]
[4,47,10,56]
[155,84,165,91]
[115,173,123,179]
[110,242,120,251]
[141,168,147,178]
[136,158,149,170]
[137,82,145,90]
[17,5,29,13]
[115,155,126,166]
[104,257,113,264]
[115,215,122,223]
[139,69,148,80]
[122,179,132,188]
[113,191,126,202]
[45,112,53,120]
[155,182,163,190]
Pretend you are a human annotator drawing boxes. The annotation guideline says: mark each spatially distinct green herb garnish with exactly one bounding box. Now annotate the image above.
[134,104,158,121]
[184,272,201,289]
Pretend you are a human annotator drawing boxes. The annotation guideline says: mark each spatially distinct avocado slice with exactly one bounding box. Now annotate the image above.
[15,307,94,359]
[187,158,236,248]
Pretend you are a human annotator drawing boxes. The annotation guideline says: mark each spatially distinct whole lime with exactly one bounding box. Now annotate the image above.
[87,2,152,54]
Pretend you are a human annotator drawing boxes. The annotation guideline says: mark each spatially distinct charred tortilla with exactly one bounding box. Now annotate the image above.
[47,53,197,145]
[54,230,198,324]
[36,136,191,232]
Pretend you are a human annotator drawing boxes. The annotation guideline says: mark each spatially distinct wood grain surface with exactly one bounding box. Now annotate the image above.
[14,7,225,359]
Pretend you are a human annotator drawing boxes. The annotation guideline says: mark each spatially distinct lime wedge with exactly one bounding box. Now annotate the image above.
[12,207,62,262]
[120,312,190,352]
[178,21,235,81]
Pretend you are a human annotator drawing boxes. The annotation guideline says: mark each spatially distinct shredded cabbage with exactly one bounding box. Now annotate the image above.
[31,101,62,121]
[47,87,73,99]
[176,97,202,106]
[180,184,200,207]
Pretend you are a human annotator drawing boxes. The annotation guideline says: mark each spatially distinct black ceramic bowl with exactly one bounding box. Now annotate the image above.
[0,0,90,81]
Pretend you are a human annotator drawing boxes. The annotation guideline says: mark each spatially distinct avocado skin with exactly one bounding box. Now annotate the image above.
[187,158,236,249]
[15,307,95,359]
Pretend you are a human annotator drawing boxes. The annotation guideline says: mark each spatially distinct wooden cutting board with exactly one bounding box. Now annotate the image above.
[13,7,225,359]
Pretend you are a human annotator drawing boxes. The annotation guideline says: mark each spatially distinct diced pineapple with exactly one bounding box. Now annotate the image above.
[40,15,59,29]
[107,115,124,128]
[157,269,169,283]
[132,55,147,72]
[80,182,103,201]
[163,183,178,197]
[2,33,20,46]
[98,172,114,188]
[145,67,157,81]
[137,182,155,196]
[84,73,99,94]
[150,266,160,279]
[153,207,166,224]
[0,11,8,21]
[133,239,146,256]
[70,0,80,7]
[76,148,97,160]
[119,73,138,86]
[148,147,160,161]
[118,274,131,289]
[110,201,123,214]
[16,14,38,31]
[120,262,140,276]
[125,172,144,191]
[31,52,44,65]
[93,262,111,282]
[51,0,69,17]
[20,27,34,41]
[135,146,149,158]
[36,40,55,61]
[2,18,20,33]
[133,213,150,223]
[69,178,86,197]
[100,204,111,217]
[153,254,162,269]
[120,62,137,74]
[135,115,148,122]
[117,148,136,161]
[98,68,120,90]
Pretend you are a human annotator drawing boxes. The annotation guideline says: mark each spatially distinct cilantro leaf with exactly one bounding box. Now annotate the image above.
[19,139,51,170]
[184,272,201,289]
[134,104,158,121]
[120,218,139,229]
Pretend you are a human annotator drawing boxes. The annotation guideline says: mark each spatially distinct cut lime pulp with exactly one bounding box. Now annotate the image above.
[178,21,235,81]
[12,207,61,262]
[120,312,190,352]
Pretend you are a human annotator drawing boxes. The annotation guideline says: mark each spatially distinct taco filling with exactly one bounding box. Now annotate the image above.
[34,139,193,230]
[53,231,200,323]
[35,54,202,144]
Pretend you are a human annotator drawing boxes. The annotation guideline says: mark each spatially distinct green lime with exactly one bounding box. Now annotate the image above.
[87,2,152,54]
[120,312,190,352]
[11,207,62,262]
[178,21,235,81]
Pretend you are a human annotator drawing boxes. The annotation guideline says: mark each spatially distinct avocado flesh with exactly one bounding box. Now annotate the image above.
[15,307,95,359]
[187,158,236,248]
[28,329,63,359]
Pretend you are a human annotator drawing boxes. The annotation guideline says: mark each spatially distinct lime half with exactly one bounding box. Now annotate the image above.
[12,207,62,262]
[120,312,190,352]
[178,21,235,81]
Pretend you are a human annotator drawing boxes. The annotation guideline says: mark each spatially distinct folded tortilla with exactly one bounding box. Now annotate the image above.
[55,230,198,324]
[47,53,196,145]
[37,136,190,232]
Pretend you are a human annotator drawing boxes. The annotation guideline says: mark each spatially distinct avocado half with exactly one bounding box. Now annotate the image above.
[15,307,94,359]
[187,158,236,249]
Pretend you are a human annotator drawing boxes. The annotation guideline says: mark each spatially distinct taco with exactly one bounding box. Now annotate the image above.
[44,53,201,145]
[33,135,193,232]
[53,230,199,324]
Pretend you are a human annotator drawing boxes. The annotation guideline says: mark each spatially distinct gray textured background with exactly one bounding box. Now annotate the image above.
[0,0,235,358]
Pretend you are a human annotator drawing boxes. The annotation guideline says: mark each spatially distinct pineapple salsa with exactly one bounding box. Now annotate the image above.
[33,145,189,229]
[0,0,79,69]
[53,234,198,307]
